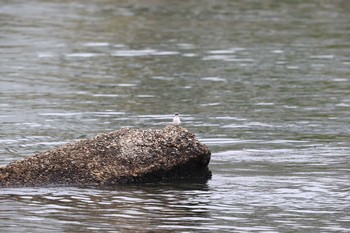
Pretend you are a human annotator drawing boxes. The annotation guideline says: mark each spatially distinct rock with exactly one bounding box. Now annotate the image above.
[0,125,211,187]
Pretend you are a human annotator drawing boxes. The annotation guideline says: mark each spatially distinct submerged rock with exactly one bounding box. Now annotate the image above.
[0,125,211,187]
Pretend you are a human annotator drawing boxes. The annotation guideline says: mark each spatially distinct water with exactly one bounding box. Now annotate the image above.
[1,0,349,232]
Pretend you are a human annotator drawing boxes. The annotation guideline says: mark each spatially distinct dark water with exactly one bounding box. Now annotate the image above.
[1,0,349,232]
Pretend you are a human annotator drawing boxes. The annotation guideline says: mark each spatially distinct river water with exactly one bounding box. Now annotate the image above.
[1,0,349,232]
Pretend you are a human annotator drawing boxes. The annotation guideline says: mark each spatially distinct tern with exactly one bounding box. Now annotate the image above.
[172,114,181,125]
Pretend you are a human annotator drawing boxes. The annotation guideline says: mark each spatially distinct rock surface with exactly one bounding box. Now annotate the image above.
[0,125,211,187]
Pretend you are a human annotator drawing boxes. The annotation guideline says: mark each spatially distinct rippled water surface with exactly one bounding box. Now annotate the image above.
[1,0,349,232]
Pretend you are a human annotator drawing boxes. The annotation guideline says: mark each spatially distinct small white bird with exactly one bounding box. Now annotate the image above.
[172,114,181,125]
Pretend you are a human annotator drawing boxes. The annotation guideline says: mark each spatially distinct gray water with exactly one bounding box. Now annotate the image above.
[1,0,349,232]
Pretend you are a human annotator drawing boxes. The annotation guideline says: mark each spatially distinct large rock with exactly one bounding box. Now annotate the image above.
[0,125,211,187]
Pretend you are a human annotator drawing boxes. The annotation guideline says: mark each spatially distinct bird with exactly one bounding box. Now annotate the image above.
[172,114,181,125]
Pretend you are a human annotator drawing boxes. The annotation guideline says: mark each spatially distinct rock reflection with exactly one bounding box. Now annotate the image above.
[1,183,212,232]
